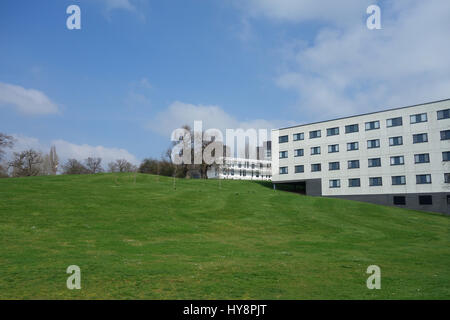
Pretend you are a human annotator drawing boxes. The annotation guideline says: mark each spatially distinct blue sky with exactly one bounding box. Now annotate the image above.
[1,0,450,164]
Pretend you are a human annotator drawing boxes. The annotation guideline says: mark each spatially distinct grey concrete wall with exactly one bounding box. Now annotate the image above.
[306,179,322,196]
[328,192,450,215]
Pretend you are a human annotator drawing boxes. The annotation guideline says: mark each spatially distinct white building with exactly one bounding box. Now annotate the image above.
[207,157,272,180]
[272,99,450,214]
[207,140,272,180]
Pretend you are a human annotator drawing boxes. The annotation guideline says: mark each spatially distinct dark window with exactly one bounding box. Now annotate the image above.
[440,130,450,140]
[419,195,432,205]
[347,142,359,151]
[413,133,428,144]
[369,177,382,186]
[295,165,304,173]
[348,160,360,169]
[389,136,403,146]
[443,152,450,161]
[390,156,404,166]
[329,179,340,188]
[349,178,361,187]
[416,174,432,184]
[309,130,321,139]
[328,144,339,153]
[437,109,450,120]
[329,162,340,171]
[279,135,288,143]
[279,167,288,174]
[279,151,288,159]
[387,117,402,127]
[367,139,380,149]
[368,158,381,167]
[444,173,450,183]
[392,176,406,185]
[293,133,304,141]
[393,196,406,205]
[345,124,359,133]
[311,163,321,172]
[294,149,304,157]
[311,146,321,155]
[365,120,380,131]
[414,153,430,164]
[326,127,339,136]
[447,195,450,205]
[410,113,427,124]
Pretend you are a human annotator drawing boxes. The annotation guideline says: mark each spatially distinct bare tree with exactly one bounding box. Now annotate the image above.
[0,164,8,178]
[85,157,103,174]
[49,146,59,175]
[108,161,118,173]
[9,149,43,177]
[40,154,52,175]
[169,125,227,179]
[0,133,14,161]
[62,159,88,175]
[138,158,158,174]
[108,159,136,173]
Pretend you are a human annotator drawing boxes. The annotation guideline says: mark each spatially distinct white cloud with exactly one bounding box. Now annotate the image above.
[97,0,146,20]
[8,134,44,153]
[147,101,290,158]
[270,0,450,119]
[147,101,286,137]
[52,140,139,165]
[7,134,139,166]
[236,0,372,26]
[100,0,136,11]
[124,77,153,109]
[138,77,152,89]
[0,82,59,115]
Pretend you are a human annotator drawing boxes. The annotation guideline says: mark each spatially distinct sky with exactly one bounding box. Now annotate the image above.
[1,0,450,165]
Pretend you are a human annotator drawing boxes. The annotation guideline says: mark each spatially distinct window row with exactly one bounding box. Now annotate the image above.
[224,162,271,169]
[278,108,450,143]
[280,149,450,164]
[392,195,450,206]
[280,168,449,185]
[223,168,271,178]
[279,131,450,156]
[283,153,449,172]
[326,174,449,188]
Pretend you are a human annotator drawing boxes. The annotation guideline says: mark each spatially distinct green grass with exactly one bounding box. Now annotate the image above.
[0,173,449,299]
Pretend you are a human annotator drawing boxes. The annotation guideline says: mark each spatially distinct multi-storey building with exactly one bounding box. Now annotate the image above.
[272,99,450,214]
[207,140,272,180]
[207,157,272,180]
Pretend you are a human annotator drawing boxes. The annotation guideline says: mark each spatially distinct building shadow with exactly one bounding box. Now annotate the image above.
[252,180,306,194]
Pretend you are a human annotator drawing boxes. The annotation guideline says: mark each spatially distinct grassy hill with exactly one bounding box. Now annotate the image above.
[0,173,449,299]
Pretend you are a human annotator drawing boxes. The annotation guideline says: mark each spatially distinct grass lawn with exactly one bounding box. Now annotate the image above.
[0,173,449,299]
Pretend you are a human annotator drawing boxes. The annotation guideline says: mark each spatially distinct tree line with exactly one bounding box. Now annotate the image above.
[0,126,224,179]
[0,133,137,177]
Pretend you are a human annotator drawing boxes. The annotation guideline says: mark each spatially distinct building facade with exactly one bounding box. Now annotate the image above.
[207,140,272,180]
[207,157,272,180]
[272,99,450,214]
